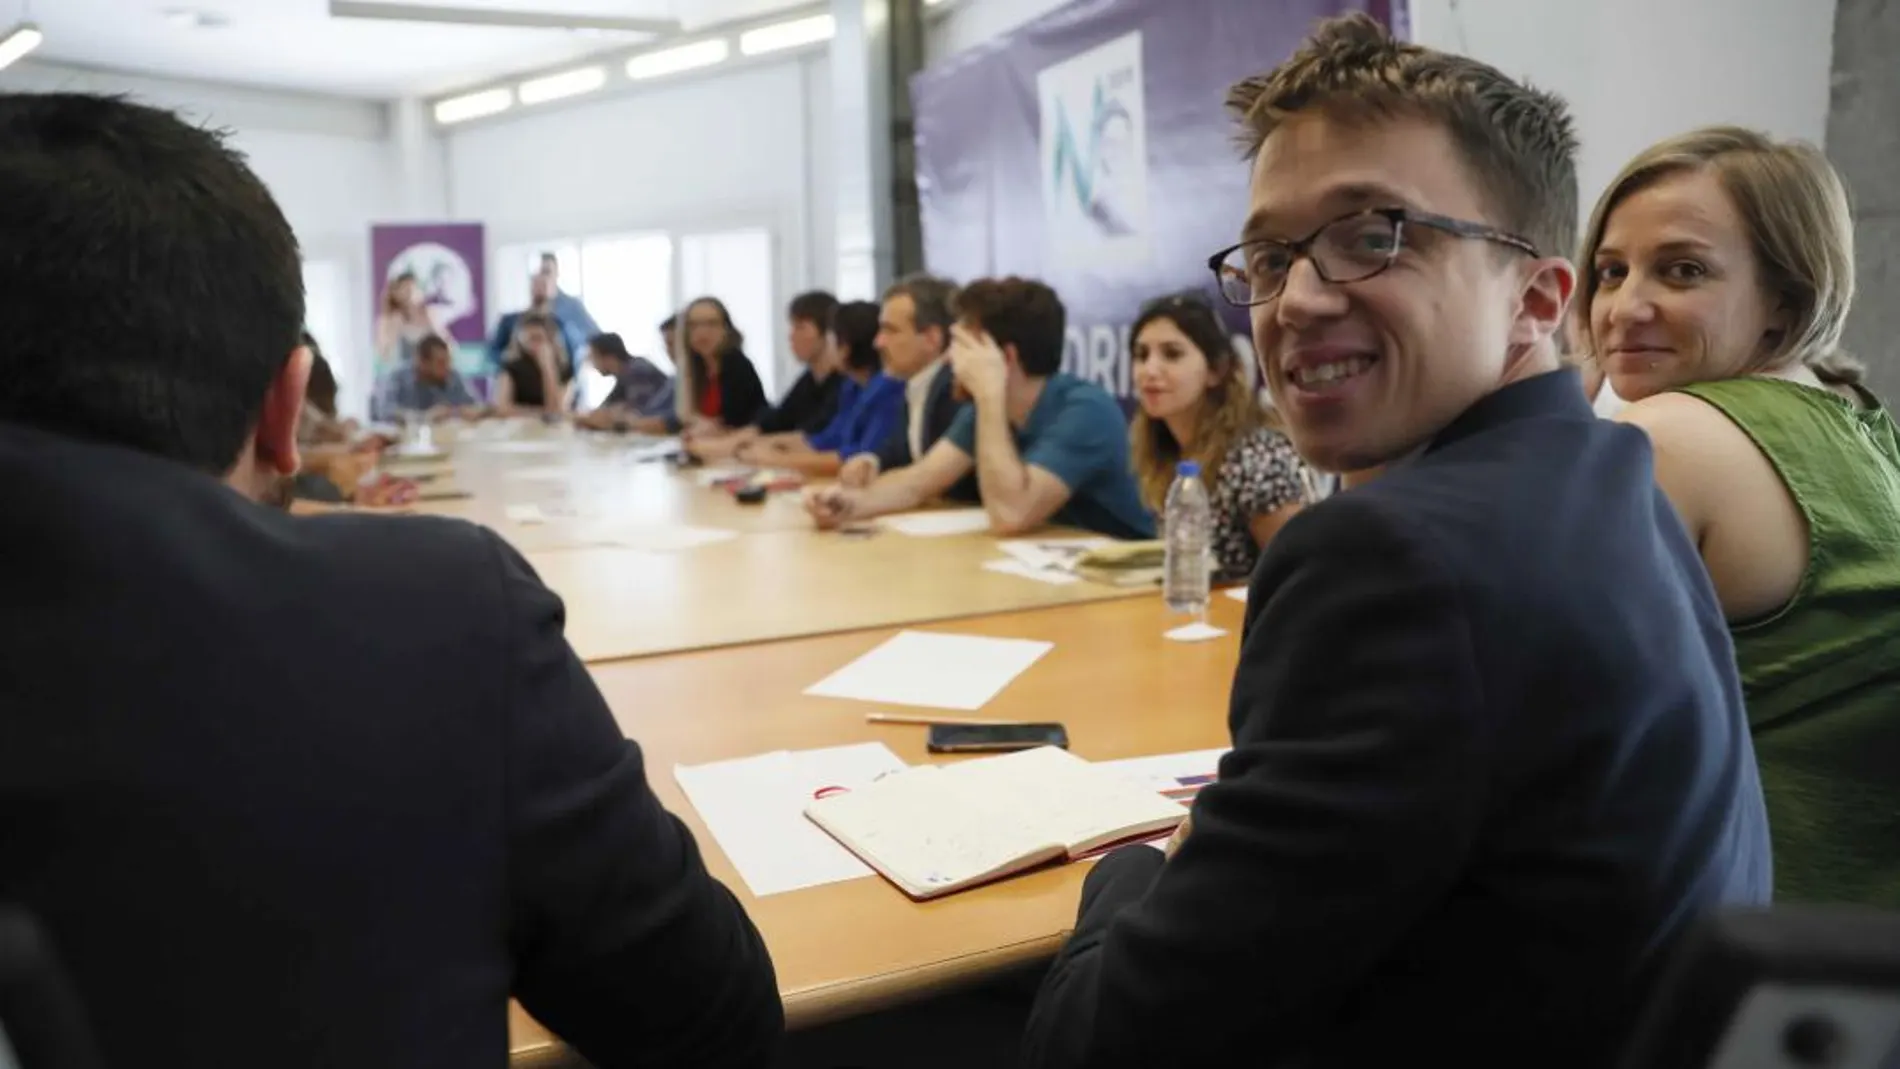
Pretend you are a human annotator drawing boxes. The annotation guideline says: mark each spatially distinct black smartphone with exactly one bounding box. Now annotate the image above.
[926,722,1069,754]
[735,485,768,504]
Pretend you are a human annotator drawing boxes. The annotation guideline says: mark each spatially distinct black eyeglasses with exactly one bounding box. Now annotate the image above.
[1207,207,1538,307]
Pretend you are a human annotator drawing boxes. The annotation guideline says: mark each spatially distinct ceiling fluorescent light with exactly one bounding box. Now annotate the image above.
[0,23,43,72]
[433,88,513,125]
[329,1,674,35]
[518,65,606,105]
[739,14,834,56]
[626,38,730,80]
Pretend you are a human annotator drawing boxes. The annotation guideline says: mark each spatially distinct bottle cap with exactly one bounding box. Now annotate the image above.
[1177,461,1200,477]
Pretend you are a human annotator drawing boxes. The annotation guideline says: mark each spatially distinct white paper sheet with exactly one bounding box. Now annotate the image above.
[504,464,577,482]
[1164,621,1228,643]
[1222,587,1248,603]
[622,439,683,463]
[694,466,755,487]
[804,630,1054,711]
[478,440,568,455]
[505,504,548,524]
[882,509,993,537]
[982,559,1080,585]
[674,743,909,897]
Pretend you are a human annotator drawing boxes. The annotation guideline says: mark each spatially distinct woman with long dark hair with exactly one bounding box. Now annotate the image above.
[676,296,766,431]
[1128,292,1308,581]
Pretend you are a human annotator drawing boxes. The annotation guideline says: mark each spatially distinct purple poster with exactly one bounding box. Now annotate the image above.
[911,0,1407,401]
[369,222,486,358]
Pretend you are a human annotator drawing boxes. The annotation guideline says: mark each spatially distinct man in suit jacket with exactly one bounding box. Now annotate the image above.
[0,93,780,1069]
[1021,16,1771,1069]
[842,274,977,502]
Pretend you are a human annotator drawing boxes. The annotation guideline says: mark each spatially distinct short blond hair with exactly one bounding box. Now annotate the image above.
[1576,126,1861,384]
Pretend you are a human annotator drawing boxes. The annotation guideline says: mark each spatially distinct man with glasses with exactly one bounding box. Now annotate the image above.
[1021,15,1769,1069]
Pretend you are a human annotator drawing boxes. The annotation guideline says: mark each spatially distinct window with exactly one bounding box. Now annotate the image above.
[301,259,365,418]
[492,225,783,406]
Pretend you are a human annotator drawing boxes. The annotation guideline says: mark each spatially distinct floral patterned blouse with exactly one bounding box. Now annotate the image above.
[1208,426,1308,582]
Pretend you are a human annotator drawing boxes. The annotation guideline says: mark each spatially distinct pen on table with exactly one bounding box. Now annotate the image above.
[864,713,1025,727]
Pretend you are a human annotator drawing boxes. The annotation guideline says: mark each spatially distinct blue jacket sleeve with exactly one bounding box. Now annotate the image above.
[844,383,906,458]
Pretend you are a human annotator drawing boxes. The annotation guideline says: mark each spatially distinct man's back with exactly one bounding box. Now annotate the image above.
[0,423,780,1069]
[1023,373,1769,1069]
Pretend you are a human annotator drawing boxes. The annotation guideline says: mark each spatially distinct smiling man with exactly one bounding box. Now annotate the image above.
[1020,15,1770,1069]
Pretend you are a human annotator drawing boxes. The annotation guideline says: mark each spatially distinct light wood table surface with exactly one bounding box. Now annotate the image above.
[525,525,1154,663]
[400,423,1151,663]
[508,592,1248,1066]
[405,428,815,548]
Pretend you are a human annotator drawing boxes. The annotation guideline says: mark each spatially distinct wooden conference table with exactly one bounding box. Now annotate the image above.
[506,593,1248,1067]
[412,427,1150,663]
[391,420,1244,1064]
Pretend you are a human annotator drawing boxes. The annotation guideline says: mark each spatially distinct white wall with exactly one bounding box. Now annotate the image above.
[1411,0,1836,230]
[443,54,833,387]
[0,60,407,415]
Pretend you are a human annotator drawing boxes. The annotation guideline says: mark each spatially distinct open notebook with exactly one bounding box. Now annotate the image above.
[804,746,1186,900]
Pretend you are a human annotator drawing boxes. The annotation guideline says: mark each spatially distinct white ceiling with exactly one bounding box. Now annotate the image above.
[16,0,815,99]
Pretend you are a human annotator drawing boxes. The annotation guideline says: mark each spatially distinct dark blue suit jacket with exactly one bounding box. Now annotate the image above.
[0,423,781,1069]
[1023,369,1771,1069]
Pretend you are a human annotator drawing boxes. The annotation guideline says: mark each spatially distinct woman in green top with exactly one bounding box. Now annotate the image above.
[1578,127,1900,906]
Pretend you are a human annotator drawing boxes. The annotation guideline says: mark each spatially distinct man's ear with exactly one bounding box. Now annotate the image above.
[255,345,314,477]
[1510,256,1577,350]
[1000,342,1023,371]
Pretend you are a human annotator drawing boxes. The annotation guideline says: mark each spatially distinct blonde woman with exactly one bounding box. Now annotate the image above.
[1579,126,1900,906]
[1129,292,1308,581]
[374,272,453,367]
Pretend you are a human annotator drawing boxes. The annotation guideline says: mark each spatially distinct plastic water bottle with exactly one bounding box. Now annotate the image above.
[1163,460,1211,616]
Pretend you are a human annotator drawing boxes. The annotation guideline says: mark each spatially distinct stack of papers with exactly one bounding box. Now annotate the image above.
[804,630,1054,711]
[981,537,1110,586]
[674,743,910,897]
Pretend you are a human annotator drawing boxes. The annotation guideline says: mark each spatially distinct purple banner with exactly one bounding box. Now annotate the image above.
[912,0,1406,400]
[369,222,487,353]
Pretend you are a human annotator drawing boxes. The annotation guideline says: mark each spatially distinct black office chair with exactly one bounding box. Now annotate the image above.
[1621,906,1900,1069]
[0,907,104,1069]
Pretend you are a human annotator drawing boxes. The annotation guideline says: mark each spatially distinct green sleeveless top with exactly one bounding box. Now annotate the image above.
[1677,378,1900,907]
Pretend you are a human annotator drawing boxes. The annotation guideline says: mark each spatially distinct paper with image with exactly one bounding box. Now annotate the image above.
[805,630,1054,711]
[996,537,1111,573]
[1099,749,1228,804]
[674,743,910,897]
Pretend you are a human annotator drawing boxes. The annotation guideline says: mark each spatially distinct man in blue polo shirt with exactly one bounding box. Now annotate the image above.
[803,277,1152,539]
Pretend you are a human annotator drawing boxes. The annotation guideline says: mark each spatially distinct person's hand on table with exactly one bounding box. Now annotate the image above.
[803,485,860,530]
[352,474,419,509]
[1164,812,1192,858]
[838,453,880,488]
[948,323,1009,402]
